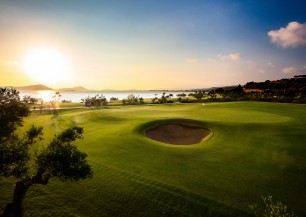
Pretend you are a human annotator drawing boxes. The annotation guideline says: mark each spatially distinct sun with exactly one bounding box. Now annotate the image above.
[21,47,71,84]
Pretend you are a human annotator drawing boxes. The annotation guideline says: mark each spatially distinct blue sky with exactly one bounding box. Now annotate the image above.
[1,0,306,89]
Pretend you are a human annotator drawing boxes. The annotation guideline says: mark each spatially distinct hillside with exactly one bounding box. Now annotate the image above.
[15,84,54,91]
[57,86,89,92]
[200,74,306,103]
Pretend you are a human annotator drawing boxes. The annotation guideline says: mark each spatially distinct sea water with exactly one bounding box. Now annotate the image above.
[18,90,193,102]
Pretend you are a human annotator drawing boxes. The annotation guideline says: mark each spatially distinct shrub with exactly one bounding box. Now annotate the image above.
[249,196,296,217]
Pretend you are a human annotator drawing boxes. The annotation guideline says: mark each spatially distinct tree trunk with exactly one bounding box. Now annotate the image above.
[2,181,30,217]
[2,168,49,217]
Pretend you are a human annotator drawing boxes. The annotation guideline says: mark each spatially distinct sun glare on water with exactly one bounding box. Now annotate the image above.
[37,90,55,102]
[21,47,71,84]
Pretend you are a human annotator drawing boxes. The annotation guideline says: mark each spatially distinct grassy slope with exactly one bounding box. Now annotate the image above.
[1,102,305,216]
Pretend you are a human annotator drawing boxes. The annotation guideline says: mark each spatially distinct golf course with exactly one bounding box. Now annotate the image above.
[1,101,306,216]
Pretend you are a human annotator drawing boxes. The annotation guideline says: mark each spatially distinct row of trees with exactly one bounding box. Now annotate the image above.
[205,85,247,102]
[243,75,306,103]
[203,80,306,103]
[22,92,62,112]
[22,95,41,104]
[18,75,306,109]
[180,75,306,103]
[0,88,93,217]
[82,93,175,107]
[22,92,71,106]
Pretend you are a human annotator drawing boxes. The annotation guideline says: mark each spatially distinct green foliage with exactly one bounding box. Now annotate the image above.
[188,90,206,101]
[0,88,93,217]
[0,125,43,178]
[0,88,30,140]
[54,126,83,142]
[178,97,198,103]
[1,124,92,216]
[249,196,296,217]
[237,75,306,103]
[50,92,61,109]
[208,89,218,100]
[22,95,40,104]
[122,94,144,105]
[0,88,40,178]
[176,93,186,97]
[81,94,108,107]
[1,124,92,182]
[189,75,306,103]
[37,127,92,181]
[151,92,173,104]
[110,97,118,101]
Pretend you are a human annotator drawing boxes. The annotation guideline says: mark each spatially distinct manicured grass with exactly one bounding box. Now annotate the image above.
[58,102,84,107]
[1,102,306,216]
[28,102,84,109]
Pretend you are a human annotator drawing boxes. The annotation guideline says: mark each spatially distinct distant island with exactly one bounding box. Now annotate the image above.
[15,84,54,91]
[57,86,89,92]
[12,84,89,92]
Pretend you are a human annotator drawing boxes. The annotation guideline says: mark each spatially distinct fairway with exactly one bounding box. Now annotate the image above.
[1,102,306,216]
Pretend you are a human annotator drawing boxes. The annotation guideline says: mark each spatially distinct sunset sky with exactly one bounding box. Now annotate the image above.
[1,0,306,90]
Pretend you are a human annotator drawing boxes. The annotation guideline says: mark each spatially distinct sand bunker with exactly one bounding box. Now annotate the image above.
[145,124,211,145]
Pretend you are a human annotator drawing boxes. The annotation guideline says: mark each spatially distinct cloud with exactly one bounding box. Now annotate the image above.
[185,58,198,64]
[282,66,306,75]
[268,21,306,48]
[282,67,298,74]
[218,53,241,61]
[268,62,275,68]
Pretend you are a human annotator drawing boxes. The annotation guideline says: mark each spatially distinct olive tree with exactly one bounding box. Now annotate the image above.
[0,88,30,139]
[188,91,206,102]
[0,88,93,217]
[122,94,144,105]
[81,94,108,107]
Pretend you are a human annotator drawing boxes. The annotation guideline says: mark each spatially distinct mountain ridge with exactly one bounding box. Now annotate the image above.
[57,86,89,92]
[11,84,90,92]
[15,84,54,91]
